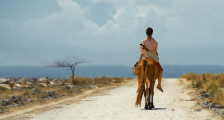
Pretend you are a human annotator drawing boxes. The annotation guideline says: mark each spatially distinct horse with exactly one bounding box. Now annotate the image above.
[133,58,161,110]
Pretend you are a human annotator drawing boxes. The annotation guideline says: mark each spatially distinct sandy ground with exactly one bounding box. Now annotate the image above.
[1,78,222,120]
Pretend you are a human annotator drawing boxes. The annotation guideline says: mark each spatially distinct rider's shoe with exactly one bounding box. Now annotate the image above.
[156,85,163,92]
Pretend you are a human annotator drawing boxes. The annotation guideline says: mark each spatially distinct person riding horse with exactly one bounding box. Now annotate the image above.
[138,27,164,92]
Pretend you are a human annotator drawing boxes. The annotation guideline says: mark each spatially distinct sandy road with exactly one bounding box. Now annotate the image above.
[2,78,222,120]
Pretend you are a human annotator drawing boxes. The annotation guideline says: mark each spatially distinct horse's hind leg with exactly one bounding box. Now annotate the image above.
[144,89,148,109]
[145,74,152,109]
[144,81,150,109]
[147,75,155,109]
[148,87,152,110]
[151,88,155,108]
[150,80,156,108]
[151,95,154,108]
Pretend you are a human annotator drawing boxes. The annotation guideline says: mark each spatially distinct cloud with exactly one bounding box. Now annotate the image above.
[0,0,224,65]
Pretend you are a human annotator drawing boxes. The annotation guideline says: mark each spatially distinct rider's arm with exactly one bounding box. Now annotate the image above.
[139,45,144,54]
[155,40,158,51]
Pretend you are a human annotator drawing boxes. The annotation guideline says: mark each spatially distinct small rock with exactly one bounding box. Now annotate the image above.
[12,87,23,90]
[48,84,55,88]
[26,81,33,85]
[23,92,29,96]
[11,96,23,104]
[47,97,53,100]
[48,91,56,97]
[48,81,55,86]
[37,82,48,87]
[196,102,200,105]
[207,102,216,109]
[214,104,224,109]
[37,77,48,83]
[64,85,71,90]
[64,82,71,86]
[212,108,217,112]
[0,108,3,114]
[52,78,61,82]
[74,86,81,93]
[32,88,40,94]
[27,98,33,102]
[12,83,23,89]
[1,99,11,106]
[16,78,29,84]
[215,109,224,117]
[0,78,10,84]
[90,85,98,89]
[194,108,202,112]
[200,91,211,98]
[0,84,11,90]
[201,100,209,108]
[11,103,19,108]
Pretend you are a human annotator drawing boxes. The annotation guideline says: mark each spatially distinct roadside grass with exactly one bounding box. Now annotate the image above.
[179,73,224,105]
[68,76,124,86]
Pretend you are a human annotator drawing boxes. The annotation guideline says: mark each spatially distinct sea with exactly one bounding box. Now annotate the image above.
[0,65,224,79]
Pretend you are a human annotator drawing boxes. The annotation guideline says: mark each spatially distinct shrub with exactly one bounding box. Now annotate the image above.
[179,73,224,105]
[206,82,218,94]
[213,90,224,105]
[192,80,202,89]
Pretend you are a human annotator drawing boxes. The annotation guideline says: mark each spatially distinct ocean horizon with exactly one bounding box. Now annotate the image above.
[0,65,224,79]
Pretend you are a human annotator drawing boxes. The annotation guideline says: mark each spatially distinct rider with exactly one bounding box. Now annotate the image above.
[139,27,164,92]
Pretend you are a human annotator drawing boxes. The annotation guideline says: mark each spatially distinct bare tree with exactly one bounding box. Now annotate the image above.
[50,56,87,84]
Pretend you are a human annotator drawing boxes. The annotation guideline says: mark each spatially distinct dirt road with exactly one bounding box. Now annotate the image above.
[2,78,222,120]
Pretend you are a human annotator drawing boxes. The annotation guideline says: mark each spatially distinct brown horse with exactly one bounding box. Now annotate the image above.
[133,58,161,110]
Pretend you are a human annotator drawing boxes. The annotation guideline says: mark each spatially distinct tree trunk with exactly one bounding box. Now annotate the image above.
[71,66,75,84]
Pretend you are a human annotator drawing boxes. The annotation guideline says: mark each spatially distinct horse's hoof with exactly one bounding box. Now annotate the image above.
[145,105,149,110]
[151,105,155,108]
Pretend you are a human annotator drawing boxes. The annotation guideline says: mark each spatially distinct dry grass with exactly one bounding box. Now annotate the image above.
[68,76,94,87]
[68,76,124,86]
[179,73,224,105]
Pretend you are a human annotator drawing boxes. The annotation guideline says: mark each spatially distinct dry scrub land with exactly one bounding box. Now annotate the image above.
[180,73,224,118]
[0,76,127,115]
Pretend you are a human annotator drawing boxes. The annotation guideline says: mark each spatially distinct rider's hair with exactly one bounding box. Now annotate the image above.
[146,27,153,36]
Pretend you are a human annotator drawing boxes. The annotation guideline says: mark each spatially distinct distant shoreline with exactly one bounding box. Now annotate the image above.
[0,65,224,78]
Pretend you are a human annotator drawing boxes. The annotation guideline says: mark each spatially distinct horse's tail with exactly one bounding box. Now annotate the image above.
[135,60,148,107]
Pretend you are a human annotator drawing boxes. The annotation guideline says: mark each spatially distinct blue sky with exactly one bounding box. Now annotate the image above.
[0,0,224,66]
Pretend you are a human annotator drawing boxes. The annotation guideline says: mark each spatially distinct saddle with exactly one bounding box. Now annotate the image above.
[132,58,155,75]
